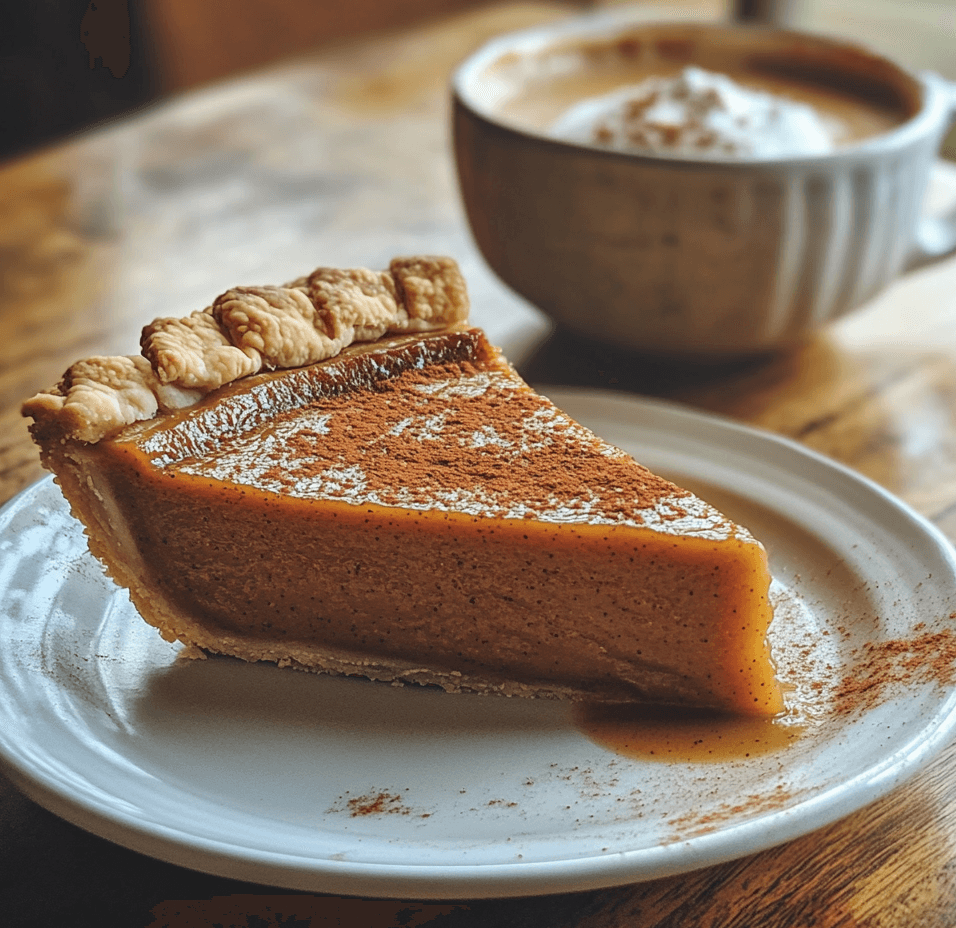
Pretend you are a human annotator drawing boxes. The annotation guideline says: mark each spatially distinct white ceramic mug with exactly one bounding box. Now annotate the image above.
[453,15,956,356]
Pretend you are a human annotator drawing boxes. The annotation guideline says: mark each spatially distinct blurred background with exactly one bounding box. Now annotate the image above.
[0,0,954,163]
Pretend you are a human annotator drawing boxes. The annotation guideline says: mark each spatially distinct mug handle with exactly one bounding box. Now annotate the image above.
[907,73,956,270]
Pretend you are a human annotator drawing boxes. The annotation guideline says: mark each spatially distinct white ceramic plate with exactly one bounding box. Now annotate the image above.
[2,390,956,899]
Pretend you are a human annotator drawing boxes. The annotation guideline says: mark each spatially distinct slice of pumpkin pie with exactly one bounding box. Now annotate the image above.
[23,256,782,715]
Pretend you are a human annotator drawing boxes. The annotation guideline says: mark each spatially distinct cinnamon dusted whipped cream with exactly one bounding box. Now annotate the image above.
[550,66,838,159]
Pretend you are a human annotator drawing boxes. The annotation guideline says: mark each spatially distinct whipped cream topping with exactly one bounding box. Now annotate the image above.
[550,66,838,159]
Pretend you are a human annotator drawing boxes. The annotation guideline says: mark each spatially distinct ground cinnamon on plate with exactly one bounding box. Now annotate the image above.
[834,620,956,716]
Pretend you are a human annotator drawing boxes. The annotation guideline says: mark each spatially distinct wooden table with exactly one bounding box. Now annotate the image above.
[3,3,956,925]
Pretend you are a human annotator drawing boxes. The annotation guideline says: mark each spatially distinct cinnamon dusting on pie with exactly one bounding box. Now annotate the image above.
[214,359,705,528]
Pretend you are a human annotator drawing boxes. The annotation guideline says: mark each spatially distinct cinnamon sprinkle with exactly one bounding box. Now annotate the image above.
[268,361,681,514]
[169,337,728,533]
[328,790,432,819]
[833,621,956,716]
[345,792,410,817]
[138,330,754,537]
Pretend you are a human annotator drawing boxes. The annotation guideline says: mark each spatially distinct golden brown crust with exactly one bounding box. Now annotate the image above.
[21,355,204,444]
[390,255,469,325]
[141,307,260,389]
[299,266,400,337]
[22,256,469,444]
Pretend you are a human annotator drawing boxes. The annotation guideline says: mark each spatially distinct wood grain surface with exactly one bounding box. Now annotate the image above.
[3,3,956,926]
